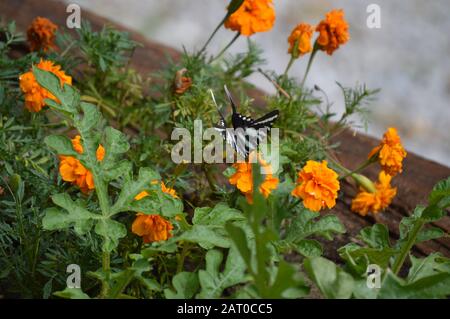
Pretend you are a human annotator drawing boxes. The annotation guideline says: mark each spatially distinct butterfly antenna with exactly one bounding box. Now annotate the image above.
[209,89,226,121]
[224,85,237,114]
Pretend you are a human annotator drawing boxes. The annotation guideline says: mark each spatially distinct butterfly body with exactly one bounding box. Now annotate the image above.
[211,86,279,159]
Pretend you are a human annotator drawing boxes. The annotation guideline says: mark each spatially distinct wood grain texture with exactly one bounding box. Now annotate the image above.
[1,0,449,259]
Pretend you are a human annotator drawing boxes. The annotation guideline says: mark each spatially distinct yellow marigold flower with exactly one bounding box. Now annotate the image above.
[224,0,275,36]
[351,171,397,216]
[228,153,279,204]
[291,160,340,212]
[134,180,179,201]
[288,23,313,57]
[27,17,58,52]
[58,135,104,193]
[19,59,72,112]
[132,213,174,243]
[316,9,350,55]
[368,127,407,176]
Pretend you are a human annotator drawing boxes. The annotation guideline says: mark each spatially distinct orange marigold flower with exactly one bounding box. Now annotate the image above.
[291,160,340,212]
[58,135,104,193]
[174,68,192,95]
[368,127,407,176]
[351,171,397,216]
[27,17,58,52]
[19,59,72,112]
[316,9,350,55]
[71,135,84,154]
[132,213,173,243]
[229,154,279,203]
[224,0,275,36]
[59,156,95,193]
[134,180,179,201]
[288,23,314,57]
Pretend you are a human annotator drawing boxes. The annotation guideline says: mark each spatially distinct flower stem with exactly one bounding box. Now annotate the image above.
[197,16,227,57]
[210,32,240,63]
[391,219,425,275]
[300,42,319,90]
[283,55,295,78]
[339,157,376,180]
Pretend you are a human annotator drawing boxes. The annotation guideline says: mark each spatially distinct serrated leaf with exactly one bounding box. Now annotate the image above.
[111,167,160,214]
[295,239,323,257]
[379,271,450,299]
[428,176,450,208]
[192,202,245,226]
[79,102,102,132]
[285,210,345,243]
[416,227,445,243]
[197,247,247,298]
[406,253,450,283]
[359,224,391,249]
[304,257,354,299]
[43,194,97,235]
[178,225,230,249]
[95,219,127,252]
[44,135,77,156]
[164,272,199,299]
[33,67,79,114]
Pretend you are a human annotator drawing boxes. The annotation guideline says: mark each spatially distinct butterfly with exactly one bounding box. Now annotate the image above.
[210,85,279,159]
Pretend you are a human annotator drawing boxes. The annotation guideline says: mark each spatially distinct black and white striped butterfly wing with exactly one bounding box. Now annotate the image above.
[230,111,279,158]
[252,110,279,130]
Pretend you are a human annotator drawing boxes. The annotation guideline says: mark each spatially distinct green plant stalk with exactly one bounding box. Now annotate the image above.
[211,32,240,63]
[197,15,227,57]
[283,55,295,78]
[339,156,377,180]
[94,178,112,297]
[391,219,425,275]
[300,42,319,89]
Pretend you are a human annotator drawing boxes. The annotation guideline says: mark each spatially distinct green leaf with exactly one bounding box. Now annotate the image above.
[79,102,102,132]
[33,67,79,114]
[164,272,199,299]
[304,257,354,299]
[43,194,97,235]
[108,258,160,298]
[53,288,90,299]
[428,176,450,209]
[111,167,160,214]
[339,243,397,274]
[104,126,130,155]
[94,219,127,252]
[102,160,132,181]
[406,253,450,283]
[197,247,247,298]
[225,223,252,271]
[416,227,445,243]
[285,210,345,242]
[359,224,391,249]
[178,225,231,249]
[295,239,323,257]
[379,271,450,299]
[270,261,309,299]
[44,135,77,156]
[192,203,245,226]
